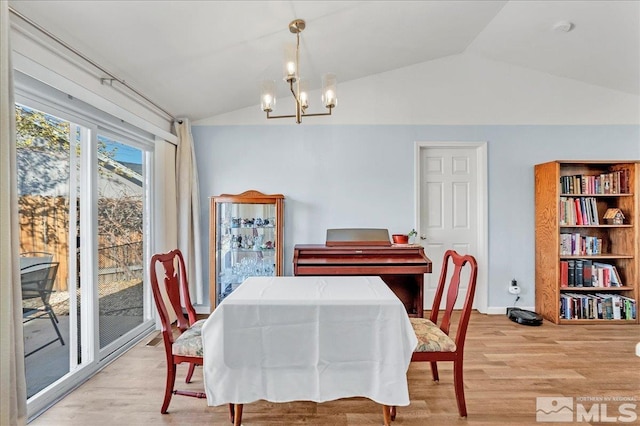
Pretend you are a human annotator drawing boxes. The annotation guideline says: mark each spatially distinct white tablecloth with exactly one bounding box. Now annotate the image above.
[202,276,417,406]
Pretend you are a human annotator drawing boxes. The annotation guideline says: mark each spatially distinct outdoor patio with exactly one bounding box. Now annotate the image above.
[23,280,143,398]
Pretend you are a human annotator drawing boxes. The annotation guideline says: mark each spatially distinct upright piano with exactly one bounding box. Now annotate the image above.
[293,228,432,317]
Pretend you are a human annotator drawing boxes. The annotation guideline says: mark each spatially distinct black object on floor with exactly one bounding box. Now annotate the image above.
[506,307,543,326]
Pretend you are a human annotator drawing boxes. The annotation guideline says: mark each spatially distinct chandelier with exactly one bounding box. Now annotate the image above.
[260,19,337,124]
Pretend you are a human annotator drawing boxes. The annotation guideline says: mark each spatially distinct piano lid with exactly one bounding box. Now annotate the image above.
[326,228,392,247]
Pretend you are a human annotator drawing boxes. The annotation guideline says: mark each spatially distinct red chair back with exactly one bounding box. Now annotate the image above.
[150,249,198,346]
[429,250,478,352]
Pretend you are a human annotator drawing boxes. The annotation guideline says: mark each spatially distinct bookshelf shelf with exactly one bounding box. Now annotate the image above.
[560,193,633,197]
[535,160,639,324]
[560,286,634,292]
[559,319,636,325]
[560,225,633,229]
[560,254,634,259]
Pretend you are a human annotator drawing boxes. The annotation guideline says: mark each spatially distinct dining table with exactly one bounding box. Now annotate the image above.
[201,275,418,425]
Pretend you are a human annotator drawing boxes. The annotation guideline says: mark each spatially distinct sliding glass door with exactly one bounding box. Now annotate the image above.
[15,84,156,417]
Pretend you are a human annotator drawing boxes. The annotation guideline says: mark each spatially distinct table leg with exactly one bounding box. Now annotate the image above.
[382,404,391,426]
[234,403,243,426]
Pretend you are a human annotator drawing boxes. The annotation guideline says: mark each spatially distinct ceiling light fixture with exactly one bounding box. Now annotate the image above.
[261,19,337,124]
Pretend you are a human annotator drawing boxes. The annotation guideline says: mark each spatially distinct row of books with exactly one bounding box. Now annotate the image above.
[560,169,631,195]
[559,197,599,226]
[560,293,636,320]
[559,233,602,256]
[560,259,622,287]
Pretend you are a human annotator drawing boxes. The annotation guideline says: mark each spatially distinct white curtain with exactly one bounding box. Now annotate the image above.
[0,1,27,424]
[154,138,178,255]
[153,138,178,323]
[174,119,203,305]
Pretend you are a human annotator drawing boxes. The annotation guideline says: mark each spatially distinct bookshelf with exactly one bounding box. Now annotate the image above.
[535,161,639,324]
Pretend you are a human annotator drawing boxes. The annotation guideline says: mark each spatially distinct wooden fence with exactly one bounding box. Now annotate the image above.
[19,196,70,291]
[19,196,143,291]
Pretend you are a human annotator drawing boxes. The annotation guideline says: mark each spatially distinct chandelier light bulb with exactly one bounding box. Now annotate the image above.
[283,43,298,82]
[323,90,335,107]
[299,80,309,109]
[322,73,337,108]
[260,80,276,112]
[286,62,296,80]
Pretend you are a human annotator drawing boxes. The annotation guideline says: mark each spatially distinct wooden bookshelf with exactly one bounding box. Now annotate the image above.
[535,161,639,324]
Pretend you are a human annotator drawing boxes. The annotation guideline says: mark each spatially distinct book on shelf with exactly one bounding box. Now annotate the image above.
[620,295,637,320]
[560,233,602,256]
[559,197,600,226]
[586,236,602,255]
[560,259,622,288]
[560,293,636,320]
[560,169,630,195]
[575,259,584,287]
[588,198,599,225]
[560,260,569,288]
[582,259,593,287]
[592,262,622,287]
[574,199,583,225]
[567,259,576,287]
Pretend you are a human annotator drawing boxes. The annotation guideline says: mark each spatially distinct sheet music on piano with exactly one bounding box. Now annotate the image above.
[325,228,392,246]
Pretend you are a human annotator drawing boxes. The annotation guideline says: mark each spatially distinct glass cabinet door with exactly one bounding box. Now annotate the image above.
[210,190,284,308]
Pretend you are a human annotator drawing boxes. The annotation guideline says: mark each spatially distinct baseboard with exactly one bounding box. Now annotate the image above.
[486,306,536,315]
[195,305,211,315]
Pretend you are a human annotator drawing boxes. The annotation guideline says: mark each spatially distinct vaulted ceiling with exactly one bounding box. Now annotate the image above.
[8,1,639,122]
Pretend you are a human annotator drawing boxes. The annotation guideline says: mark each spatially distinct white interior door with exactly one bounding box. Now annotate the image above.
[416,143,487,311]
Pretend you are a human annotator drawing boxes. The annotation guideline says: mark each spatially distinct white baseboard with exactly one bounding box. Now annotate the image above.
[485,306,536,315]
[195,305,211,315]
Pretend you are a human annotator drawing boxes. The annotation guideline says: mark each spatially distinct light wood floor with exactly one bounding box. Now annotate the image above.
[30,312,640,425]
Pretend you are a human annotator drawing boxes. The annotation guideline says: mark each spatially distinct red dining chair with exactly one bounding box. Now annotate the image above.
[391,249,478,420]
[150,249,236,422]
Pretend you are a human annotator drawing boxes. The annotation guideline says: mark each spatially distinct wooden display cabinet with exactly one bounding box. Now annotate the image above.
[535,161,639,324]
[209,190,284,309]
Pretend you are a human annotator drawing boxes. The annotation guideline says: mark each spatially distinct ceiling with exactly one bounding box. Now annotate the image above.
[8,1,640,122]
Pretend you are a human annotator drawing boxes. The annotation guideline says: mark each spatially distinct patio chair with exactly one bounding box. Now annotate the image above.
[20,251,53,269]
[22,261,65,357]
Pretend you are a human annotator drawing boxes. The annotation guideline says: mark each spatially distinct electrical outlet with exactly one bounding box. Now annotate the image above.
[508,278,521,295]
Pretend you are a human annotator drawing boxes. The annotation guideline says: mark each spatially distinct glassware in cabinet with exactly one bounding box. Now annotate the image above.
[210,190,284,308]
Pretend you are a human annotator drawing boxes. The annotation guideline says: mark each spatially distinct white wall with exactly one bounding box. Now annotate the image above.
[193,53,640,313]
